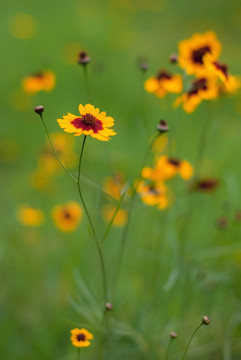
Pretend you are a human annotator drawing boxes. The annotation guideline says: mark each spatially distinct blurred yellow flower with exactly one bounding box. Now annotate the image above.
[22,71,56,94]
[102,204,128,227]
[103,172,126,200]
[57,104,116,141]
[145,70,182,98]
[136,180,168,210]
[52,202,82,232]
[70,328,93,348]
[9,13,37,39]
[142,155,193,181]
[17,205,44,227]
[178,31,221,76]
[203,54,240,93]
[174,77,218,113]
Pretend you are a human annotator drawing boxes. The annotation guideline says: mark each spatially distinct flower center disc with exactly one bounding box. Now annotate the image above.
[81,113,97,126]
[77,333,86,342]
[192,46,211,64]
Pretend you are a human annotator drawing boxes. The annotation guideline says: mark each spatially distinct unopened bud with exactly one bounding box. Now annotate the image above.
[169,53,178,64]
[157,119,169,133]
[34,105,44,115]
[170,331,177,339]
[78,51,91,65]
[105,302,113,311]
[139,61,149,72]
[202,316,210,325]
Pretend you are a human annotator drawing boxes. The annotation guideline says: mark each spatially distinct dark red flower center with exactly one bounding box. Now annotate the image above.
[156,70,172,80]
[71,113,103,133]
[76,333,86,342]
[168,158,180,167]
[213,62,228,78]
[63,210,71,219]
[188,78,207,97]
[192,46,211,64]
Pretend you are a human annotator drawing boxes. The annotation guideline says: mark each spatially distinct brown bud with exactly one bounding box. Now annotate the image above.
[202,316,210,325]
[139,61,149,72]
[34,105,44,115]
[105,302,113,311]
[78,51,91,65]
[169,53,178,64]
[170,331,177,339]
[157,120,169,133]
[217,216,228,229]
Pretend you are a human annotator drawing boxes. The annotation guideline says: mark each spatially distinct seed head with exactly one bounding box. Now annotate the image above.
[170,331,177,339]
[105,302,113,311]
[34,105,44,115]
[169,53,178,64]
[202,316,210,325]
[78,51,91,65]
[157,119,169,133]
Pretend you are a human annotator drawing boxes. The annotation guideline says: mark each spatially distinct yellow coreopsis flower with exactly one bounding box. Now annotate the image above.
[136,180,168,210]
[174,77,218,113]
[22,71,55,94]
[57,104,116,141]
[17,205,44,226]
[142,156,193,181]
[145,69,182,98]
[70,328,93,348]
[178,31,221,76]
[52,202,82,232]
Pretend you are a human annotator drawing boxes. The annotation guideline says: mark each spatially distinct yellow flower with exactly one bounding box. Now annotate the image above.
[102,204,128,227]
[103,173,126,200]
[203,54,240,93]
[52,202,82,232]
[174,77,218,113]
[178,31,221,76]
[145,70,182,98]
[17,205,44,226]
[70,328,93,348]
[136,180,168,210]
[142,156,193,181]
[57,104,116,141]
[22,71,55,94]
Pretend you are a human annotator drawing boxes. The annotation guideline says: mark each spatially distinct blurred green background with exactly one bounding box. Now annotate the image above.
[1,0,241,359]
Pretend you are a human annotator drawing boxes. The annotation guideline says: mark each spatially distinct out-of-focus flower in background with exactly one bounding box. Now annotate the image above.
[52,202,82,232]
[17,205,44,226]
[145,69,182,98]
[22,71,56,94]
[8,13,37,39]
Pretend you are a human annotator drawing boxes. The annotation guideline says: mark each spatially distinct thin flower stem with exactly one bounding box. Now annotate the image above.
[101,192,126,245]
[111,133,159,296]
[140,70,148,132]
[182,323,203,360]
[76,135,108,303]
[83,66,91,102]
[77,348,81,360]
[195,102,210,177]
[39,114,77,182]
[165,337,173,360]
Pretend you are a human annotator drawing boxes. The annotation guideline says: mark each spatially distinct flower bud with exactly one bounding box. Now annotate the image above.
[202,316,210,325]
[34,105,44,115]
[105,302,113,311]
[157,120,169,133]
[78,51,91,65]
[169,53,178,64]
[170,331,177,339]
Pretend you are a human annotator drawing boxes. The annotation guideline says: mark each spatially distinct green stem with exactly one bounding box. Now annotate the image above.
[165,337,173,360]
[76,135,108,303]
[182,323,203,360]
[77,348,81,360]
[39,114,77,182]
[83,66,91,101]
[195,102,210,177]
[111,134,158,296]
[140,70,148,132]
